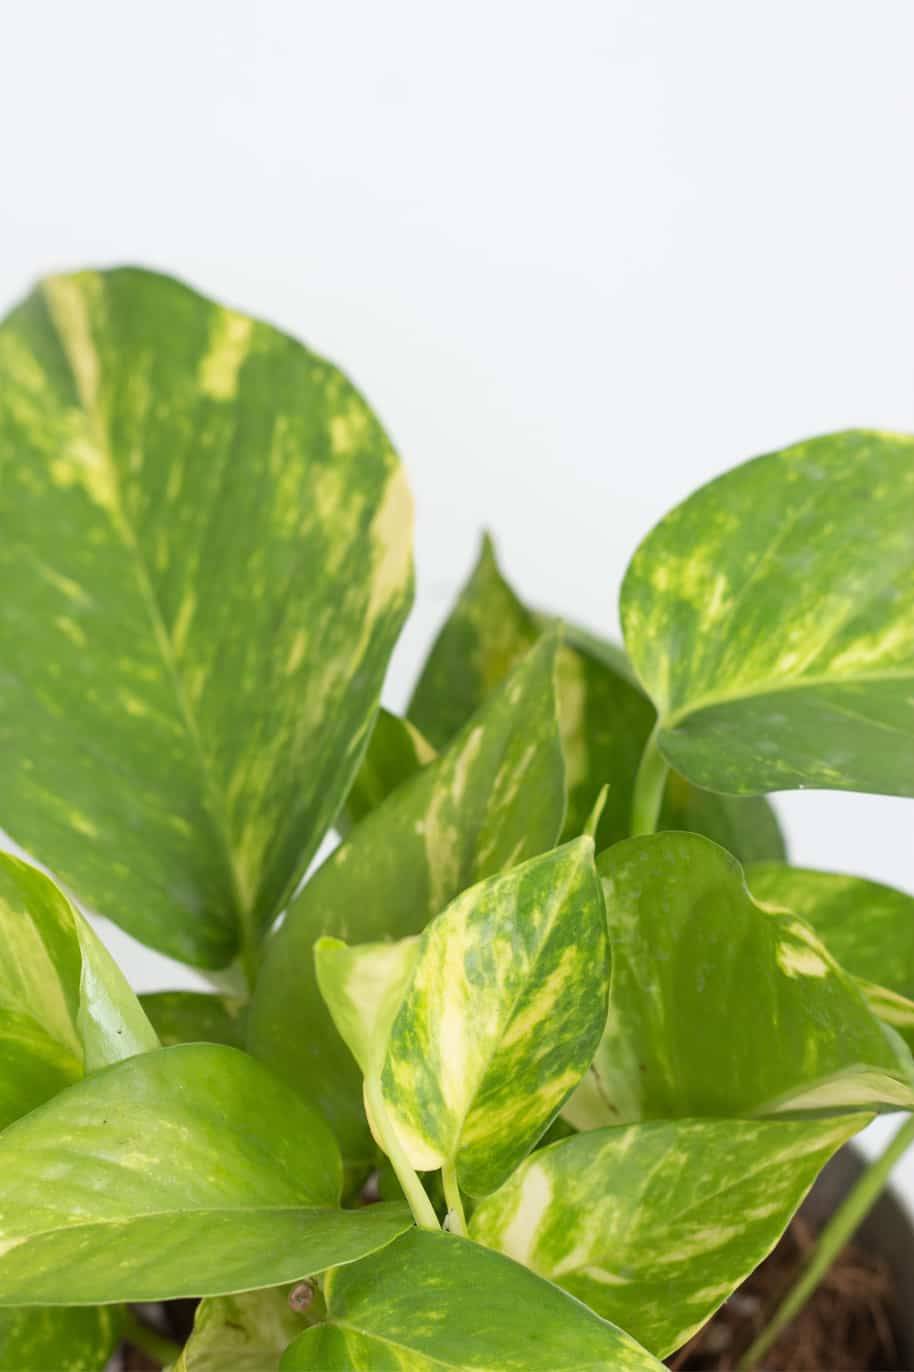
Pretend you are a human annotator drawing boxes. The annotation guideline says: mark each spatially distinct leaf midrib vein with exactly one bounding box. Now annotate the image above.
[47,286,252,942]
[662,666,914,731]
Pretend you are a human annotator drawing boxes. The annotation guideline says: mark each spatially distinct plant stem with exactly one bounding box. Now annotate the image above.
[442,1162,468,1236]
[630,726,669,836]
[364,1076,440,1231]
[123,1309,182,1367]
[737,1113,914,1370]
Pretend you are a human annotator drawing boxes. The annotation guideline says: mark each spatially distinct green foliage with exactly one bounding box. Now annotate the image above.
[0,270,911,1370]
[621,429,914,797]
[0,267,413,970]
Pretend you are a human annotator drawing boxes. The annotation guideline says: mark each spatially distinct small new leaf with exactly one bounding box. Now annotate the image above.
[380,837,610,1196]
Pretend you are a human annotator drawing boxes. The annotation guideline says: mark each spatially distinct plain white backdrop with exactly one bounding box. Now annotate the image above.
[1,1,913,1166]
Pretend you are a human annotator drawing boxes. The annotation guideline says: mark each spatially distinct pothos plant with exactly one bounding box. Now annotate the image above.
[0,267,912,1372]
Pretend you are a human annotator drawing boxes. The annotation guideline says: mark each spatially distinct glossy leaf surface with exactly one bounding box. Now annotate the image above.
[249,637,565,1163]
[175,1287,307,1372]
[280,1229,664,1371]
[564,833,914,1130]
[139,990,247,1048]
[380,838,609,1195]
[621,430,914,796]
[0,853,156,1129]
[0,267,413,967]
[471,1115,861,1357]
[0,1044,410,1304]
[407,535,784,858]
[0,1304,124,1372]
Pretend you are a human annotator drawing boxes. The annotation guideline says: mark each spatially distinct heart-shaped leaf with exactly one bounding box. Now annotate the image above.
[0,267,413,969]
[564,833,914,1131]
[0,1044,411,1304]
[407,535,785,859]
[0,1304,124,1372]
[621,429,914,797]
[470,1114,861,1358]
[377,838,609,1196]
[139,990,247,1048]
[249,636,566,1165]
[0,853,157,1129]
[280,1229,664,1371]
[175,1287,307,1372]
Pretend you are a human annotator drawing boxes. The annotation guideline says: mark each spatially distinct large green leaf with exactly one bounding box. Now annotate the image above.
[406,535,785,859]
[0,1304,124,1372]
[280,1229,664,1371]
[174,1287,307,1372]
[0,267,413,968]
[621,429,914,796]
[378,839,609,1196]
[140,990,247,1048]
[470,1114,861,1358]
[248,636,566,1164]
[565,833,914,1131]
[0,1044,411,1304]
[0,852,156,1129]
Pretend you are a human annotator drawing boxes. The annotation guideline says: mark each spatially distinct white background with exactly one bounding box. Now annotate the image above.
[1,2,913,1170]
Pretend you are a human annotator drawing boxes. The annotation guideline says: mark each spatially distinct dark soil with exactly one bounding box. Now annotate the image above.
[666,1216,902,1371]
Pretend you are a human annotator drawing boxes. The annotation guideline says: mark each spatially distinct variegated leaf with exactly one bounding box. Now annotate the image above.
[139,990,247,1048]
[748,863,914,999]
[174,1287,308,1372]
[0,852,157,1129]
[249,636,566,1165]
[280,1229,664,1371]
[0,1304,124,1372]
[564,833,914,1131]
[0,1044,411,1305]
[407,535,785,859]
[0,267,413,969]
[621,429,914,796]
[339,708,435,835]
[470,1115,862,1358]
[315,936,420,1080]
[748,863,914,1052]
[380,837,609,1196]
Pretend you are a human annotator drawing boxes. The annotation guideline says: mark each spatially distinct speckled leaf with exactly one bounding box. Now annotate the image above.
[470,1115,861,1358]
[621,429,914,797]
[748,863,914,1052]
[315,936,420,1080]
[174,1287,307,1372]
[0,852,156,1130]
[748,864,914,998]
[139,990,247,1048]
[407,535,785,859]
[0,1044,411,1305]
[564,833,914,1132]
[249,636,566,1165]
[380,838,609,1196]
[0,267,413,968]
[0,1304,124,1372]
[339,709,435,834]
[280,1229,664,1371]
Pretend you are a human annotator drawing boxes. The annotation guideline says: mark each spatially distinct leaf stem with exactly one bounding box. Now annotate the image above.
[123,1309,182,1367]
[364,1076,440,1231]
[630,726,669,836]
[737,1114,914,1370]
[442,1162,468,1236]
